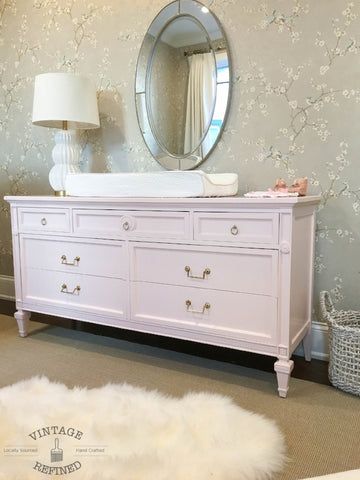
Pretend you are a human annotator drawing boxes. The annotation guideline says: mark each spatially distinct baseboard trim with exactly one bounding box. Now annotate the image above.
[0,275,15,301]
[0,274,329,359]
[294,322,329,360]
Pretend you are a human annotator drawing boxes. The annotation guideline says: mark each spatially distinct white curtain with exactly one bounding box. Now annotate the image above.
[184,52,216,158]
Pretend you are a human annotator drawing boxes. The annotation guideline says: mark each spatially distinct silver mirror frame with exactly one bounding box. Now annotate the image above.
[135,0,232,170]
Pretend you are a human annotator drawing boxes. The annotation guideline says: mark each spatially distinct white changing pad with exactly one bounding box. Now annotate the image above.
[65,171,238,198]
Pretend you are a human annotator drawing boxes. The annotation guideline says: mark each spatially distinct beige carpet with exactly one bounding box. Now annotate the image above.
[0,314,359,480]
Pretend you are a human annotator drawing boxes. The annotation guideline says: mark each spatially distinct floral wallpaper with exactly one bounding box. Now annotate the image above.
[0,0,359,319]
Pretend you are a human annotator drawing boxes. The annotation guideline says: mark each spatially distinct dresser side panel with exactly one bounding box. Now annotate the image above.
[289,207,316,353]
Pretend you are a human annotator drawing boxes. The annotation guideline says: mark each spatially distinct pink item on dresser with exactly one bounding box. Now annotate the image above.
[274,177,308,196]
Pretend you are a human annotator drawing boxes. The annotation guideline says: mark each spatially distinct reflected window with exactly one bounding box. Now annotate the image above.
[207,52,229,148]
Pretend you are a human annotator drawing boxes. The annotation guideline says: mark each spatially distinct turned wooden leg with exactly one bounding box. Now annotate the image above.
[14,310,31,338]
[274,359,294,398]
[302,327,312,362]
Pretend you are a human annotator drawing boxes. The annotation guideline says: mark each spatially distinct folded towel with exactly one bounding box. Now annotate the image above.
[244,191,299,198]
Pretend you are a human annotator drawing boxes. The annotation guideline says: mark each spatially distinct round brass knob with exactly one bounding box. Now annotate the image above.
[123,221,130,231]
[41,218,47,226]
[230,225,238,235]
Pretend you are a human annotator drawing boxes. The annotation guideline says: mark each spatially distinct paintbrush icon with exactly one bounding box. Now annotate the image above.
[51,438,63,463]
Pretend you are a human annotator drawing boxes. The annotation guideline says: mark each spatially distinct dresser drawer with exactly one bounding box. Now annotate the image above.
[131,243,278,296]
[73,210,190,240]
[132,283,277,345]
[20,236,127,279]
[18,208,70,233]
[194,212,279,244]
[22,269,127,318]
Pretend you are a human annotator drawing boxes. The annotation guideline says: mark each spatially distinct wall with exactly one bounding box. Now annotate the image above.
[1,1,359,354]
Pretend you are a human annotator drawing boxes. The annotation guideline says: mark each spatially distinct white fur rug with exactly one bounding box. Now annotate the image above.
[0,377,286,479]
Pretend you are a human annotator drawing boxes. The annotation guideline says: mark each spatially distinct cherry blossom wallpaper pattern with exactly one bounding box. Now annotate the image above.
[0,0,359,318]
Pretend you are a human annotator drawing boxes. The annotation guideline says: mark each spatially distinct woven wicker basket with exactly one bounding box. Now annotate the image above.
[320,291,360,396]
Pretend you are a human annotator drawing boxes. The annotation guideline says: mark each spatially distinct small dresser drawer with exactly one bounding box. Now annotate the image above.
[20,236,127,279]
[73,210,190,240]
[132,283,277,345]
[131,243,278,296]
[194,212,279,245]
[22,269,127,318]
[18,208,70,234]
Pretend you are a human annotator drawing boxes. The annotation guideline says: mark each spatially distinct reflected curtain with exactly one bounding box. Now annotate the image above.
[184,53,216,159]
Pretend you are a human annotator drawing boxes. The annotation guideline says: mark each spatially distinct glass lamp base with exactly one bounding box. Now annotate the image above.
[49,129,81,193]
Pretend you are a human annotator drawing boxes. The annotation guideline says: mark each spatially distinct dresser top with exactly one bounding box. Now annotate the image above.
[5,195,321,208]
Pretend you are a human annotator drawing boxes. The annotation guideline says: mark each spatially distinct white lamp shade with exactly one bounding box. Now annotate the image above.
[32,72,100,129]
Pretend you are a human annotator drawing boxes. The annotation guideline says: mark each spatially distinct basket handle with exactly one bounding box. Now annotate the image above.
[319,291,335,322]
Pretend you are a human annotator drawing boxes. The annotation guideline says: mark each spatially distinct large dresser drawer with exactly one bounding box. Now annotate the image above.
[20,236,127,279]
[131,243,278,297]
[73,210,190,240]
[18,208,70,234]
[22,269,127,318]
[131,283,277,345]
[194,212,279,244]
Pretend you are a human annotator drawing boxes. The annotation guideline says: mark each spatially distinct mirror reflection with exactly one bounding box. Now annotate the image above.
[136,0,231,170]
[148,17,217,160]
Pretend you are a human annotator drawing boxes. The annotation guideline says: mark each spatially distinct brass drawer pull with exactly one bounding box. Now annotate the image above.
[230,225,238,236]
[61,284,81,295]
[61,255,80,266]
[185,300,210,314]
[185,266,211,280]
[123,221,130,231]
[41,218,47,226]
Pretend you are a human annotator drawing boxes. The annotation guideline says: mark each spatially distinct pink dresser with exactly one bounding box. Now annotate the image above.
[5,195,320,397]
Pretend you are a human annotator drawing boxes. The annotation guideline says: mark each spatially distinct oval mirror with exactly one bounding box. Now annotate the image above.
[135,0,231,170]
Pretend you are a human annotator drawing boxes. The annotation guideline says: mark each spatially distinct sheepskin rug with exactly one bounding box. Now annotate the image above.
[0,377,286,480]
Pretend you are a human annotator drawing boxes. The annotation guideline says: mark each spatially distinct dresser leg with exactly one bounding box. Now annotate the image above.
[302,327,312,362]
[274,359,294,398]
[14,310,31,338]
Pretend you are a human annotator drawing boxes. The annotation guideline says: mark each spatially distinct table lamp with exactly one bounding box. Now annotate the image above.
[32,72,100,196]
